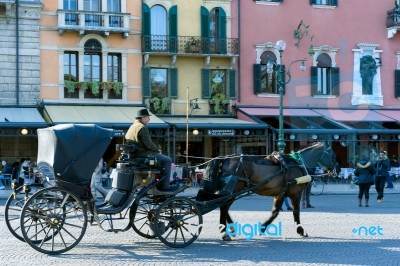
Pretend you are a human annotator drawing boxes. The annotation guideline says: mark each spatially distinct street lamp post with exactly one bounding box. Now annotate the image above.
[267,40,307,154]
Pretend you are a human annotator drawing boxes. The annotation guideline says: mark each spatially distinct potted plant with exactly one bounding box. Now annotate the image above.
[150,96,170,114]
[184,37,201,53]
[64,80,76,95]
[209,93,229,115]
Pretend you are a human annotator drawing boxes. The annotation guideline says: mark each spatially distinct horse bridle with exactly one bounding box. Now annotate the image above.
[295,144,338,177]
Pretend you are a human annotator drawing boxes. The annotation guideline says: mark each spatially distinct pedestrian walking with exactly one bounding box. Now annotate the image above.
[353,156,375,207]
[374,151,390,203]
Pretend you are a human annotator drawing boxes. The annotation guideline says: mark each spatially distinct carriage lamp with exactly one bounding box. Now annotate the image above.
[267,40,307,154]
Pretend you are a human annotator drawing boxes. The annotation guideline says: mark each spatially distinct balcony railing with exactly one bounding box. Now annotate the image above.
[57,10,130,37]
[142,35,239,55]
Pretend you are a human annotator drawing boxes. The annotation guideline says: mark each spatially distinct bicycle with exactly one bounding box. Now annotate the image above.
[310,177,324,195]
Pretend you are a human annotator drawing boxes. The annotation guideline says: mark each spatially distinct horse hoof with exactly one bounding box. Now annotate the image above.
[222,234,232,241]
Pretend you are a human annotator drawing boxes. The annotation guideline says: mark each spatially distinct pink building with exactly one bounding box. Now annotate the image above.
[234,0,400,166]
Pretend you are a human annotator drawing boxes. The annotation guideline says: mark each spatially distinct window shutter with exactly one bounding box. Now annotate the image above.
[201,7,210,54]
[218,8,227,54]
[253,64,261,94]
[202,68,211,99]
[395,70,400,97]
[332,0,338,6]
[277,64,286,95]
[309,0,314,5]
[276,0,283,2]
[142,67,151,98]
[311,66,318,96]
[169,68,178,98]
[142,4,151,52]
[169,6,178,53]
[228,69,236,98]
[331,67,340,96]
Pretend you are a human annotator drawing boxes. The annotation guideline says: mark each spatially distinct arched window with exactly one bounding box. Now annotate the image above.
[151,5,167,51]
[84,39,102,83]
[260,51,278,94]
[315,53,333,95]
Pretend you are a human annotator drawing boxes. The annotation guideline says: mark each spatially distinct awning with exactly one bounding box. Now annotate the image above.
[312,109,395,122]
[43,105,168,128]
[0,107,47,128]
[239,107,321,117]
[162,117,267,129]
[373,110,400,122]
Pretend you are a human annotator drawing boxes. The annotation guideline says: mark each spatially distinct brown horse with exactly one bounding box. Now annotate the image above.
[201,142,338,240]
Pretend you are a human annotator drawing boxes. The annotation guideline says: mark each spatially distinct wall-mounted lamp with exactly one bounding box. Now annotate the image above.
[189,98,201,114]
[193,129,199,135]
[333,134,340,140]
[293,20,314,48]
[289,134,296,140]
[20,128,29,135]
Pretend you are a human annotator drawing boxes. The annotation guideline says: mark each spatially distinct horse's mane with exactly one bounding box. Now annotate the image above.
[296,142,324,153]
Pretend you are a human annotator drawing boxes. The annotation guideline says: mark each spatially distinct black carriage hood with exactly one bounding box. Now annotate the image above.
[37,124,114,185]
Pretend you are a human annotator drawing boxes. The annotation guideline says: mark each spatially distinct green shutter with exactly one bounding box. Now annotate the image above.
[169,6,178,53]
[311,66,318,96]
[332,0,338,6]
[201,7,210,54]
[218,8,227,54]
[202,68,211,99]
[395,70,400,97]
[169,68,178,98]
[142,67,151,98]
[253,64,261,94]
[228,69,236,98]
[310,0,314,4]
[331,67,340,96]
[142,4,151,52]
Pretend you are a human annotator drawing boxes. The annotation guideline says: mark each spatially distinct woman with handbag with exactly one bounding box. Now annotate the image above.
[353,156,376,207]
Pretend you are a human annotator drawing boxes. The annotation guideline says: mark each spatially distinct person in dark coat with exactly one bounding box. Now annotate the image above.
[374,151,390,203]
[353,156,375,207]
[125,108,177,192]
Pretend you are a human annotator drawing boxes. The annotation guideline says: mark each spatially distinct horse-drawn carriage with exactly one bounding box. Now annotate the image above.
[4,124,338,254]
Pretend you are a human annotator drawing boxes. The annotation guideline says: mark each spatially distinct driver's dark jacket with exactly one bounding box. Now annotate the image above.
[125,119,159,157]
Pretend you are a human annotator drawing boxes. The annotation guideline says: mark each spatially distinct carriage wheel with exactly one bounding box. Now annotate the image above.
[154,197,203,248]
[20,187,88,255]
[5,185,44,242]
[129,195,158,239]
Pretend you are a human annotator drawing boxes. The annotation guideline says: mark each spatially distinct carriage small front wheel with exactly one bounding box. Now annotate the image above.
[20,186,88,255]
[130,195,159,239]
[154,197,203,248]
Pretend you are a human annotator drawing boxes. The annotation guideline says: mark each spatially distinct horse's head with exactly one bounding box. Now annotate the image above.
[299,142,339,176]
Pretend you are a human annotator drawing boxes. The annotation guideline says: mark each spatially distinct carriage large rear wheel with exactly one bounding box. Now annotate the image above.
[20,187,88,255]
[129,195,159,239]
[154,197,203,248]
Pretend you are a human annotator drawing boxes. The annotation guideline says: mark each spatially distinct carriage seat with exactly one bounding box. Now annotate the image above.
[130,156,158,170]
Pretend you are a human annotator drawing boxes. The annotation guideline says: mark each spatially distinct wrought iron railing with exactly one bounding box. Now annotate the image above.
[387,8,400,28]
[57,10,130,35]
[142,35,239,55]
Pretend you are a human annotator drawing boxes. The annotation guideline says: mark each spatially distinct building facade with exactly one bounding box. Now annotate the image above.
[235,0,400,167]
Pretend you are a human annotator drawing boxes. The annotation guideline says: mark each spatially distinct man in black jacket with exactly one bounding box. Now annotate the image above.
[125,108,177,192]
[375,151,390,203]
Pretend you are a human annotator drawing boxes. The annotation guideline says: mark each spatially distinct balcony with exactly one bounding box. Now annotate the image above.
[57,10,130,37]
[142,35,239,56]
[387,8,400,38]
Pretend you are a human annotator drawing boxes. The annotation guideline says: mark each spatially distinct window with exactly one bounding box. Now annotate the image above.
[201,68,236,100]
[84,0,101,26]
[150,68,168,98]
[107,54,122,99]
[311,53,339,96]
[64,52,79,98]
[108,0,121,27]
[84,39,102,98]
[211,69,227,98]
[64,0,78,25]
[201,6,227,54]
[310,0,338,6]
[151,5,167,51]
[260,51,278,94]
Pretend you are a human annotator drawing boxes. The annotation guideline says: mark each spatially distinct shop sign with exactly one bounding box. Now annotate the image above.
[207,129,235,136]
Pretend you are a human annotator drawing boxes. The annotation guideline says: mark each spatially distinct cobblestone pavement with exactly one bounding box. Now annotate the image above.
[0,192,399,266]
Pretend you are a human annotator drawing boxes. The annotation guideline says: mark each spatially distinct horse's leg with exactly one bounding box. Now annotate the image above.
[289,188,309,237]
[260,196,283,233]
[220,198,235,241]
